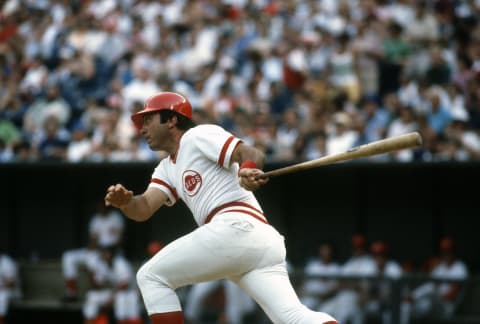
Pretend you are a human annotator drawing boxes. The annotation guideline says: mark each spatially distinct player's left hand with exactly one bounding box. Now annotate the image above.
[105,183,133,208]
[238,168,269,191]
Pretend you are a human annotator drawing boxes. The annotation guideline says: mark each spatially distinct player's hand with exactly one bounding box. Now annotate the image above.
[238,168,269,191]
[104,184,133,208]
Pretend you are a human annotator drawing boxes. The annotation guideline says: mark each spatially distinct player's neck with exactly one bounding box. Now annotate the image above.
[168,130,185,158]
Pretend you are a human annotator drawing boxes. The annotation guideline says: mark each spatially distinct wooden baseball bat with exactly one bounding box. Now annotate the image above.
[257,131,422,179]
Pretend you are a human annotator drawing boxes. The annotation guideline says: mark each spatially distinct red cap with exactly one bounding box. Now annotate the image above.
[371,241,388,255]
[147,240,164,257]
[439,237,455,253]
[352,234,366,248]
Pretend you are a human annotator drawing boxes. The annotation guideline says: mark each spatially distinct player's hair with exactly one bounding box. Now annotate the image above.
[159,110,196,130]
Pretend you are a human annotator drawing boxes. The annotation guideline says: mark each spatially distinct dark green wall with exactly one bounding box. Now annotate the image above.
[1,162,479,272]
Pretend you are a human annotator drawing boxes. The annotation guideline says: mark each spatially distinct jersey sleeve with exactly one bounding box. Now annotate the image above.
[149,161,179,206]
[192,125,242,168]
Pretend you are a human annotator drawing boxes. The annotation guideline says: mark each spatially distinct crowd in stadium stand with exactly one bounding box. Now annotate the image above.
[1,0,480,163]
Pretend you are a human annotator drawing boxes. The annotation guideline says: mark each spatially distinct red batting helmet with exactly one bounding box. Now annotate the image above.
[131,92,193,130]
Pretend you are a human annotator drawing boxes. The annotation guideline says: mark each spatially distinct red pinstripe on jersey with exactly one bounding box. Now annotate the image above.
[204,201,268,225]
[218,135,235,167]
[151,178,179,200]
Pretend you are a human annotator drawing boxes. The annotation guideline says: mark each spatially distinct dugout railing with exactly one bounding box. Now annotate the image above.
[290,271,480,324]
[8,261,480,324]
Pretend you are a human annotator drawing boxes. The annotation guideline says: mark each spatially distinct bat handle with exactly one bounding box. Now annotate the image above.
[255,173,268,180]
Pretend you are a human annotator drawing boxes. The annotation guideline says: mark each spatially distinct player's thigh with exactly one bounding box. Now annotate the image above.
[139,219,269,289]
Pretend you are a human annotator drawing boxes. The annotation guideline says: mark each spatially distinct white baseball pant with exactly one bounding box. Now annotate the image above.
[62,248,99,278]
[184,279,255,324]
[0,290,12,316]
[114,289,142,320]
[83,289,112,319]
[137,213,337,324]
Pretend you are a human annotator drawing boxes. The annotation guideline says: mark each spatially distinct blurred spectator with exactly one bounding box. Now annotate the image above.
[401,236,469,323]
[378,21,411,98]
[326,112,359,155]
[0,253,21,324]
[424,87,452,136]
[23,84,72,137]
[425,46,452,87]
[386,105,418,161]
[357,98,390,145]
[271,109,301,161]
[437,109,480,161]
[351,20,382,100]
[61,202,124,302]
[0,0,479,163]
[36,114,70,161]
[0,120,20,153]
[327,32,361,104]
[11,140,36,162]
[66,124,92,162]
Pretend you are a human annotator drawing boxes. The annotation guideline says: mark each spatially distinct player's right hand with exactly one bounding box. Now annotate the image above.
[104,184,133,208]
[238,168,269,191]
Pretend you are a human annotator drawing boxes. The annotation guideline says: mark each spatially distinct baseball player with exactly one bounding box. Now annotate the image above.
[83,246,142,324]
[0,253,21,324]
[104,92,338,324]
[184,279,256,324]
[299,242,342,310]
[401,237,469,323]
[364,241,403,324]
[61,201,125,301]
[317,234,376,324]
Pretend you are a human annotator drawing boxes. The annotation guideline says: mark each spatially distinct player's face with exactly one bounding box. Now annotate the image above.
[141,113,168,151]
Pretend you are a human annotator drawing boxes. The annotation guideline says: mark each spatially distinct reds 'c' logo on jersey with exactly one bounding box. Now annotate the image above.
[182,170,202,196]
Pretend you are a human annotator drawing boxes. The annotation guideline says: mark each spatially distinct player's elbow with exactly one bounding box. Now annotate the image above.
[245,147,266,169]
[121,207,153,222]
[130,211,154,222]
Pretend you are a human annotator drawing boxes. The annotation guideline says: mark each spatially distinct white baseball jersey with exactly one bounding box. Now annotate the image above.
[431,259,468,296]
[303,259,342,296]
[0,255,18,290]
[0,254,20,316]
[89,210,125,248]
[149,124,266,226]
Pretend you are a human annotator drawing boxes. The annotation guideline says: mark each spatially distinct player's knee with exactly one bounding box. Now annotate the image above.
[136,263,151,292]
[136,262,169,293]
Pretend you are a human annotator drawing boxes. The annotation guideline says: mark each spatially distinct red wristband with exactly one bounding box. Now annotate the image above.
[238,160,257,175]
[240,160,257,170]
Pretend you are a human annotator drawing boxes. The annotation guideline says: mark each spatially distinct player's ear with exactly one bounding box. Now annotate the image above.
[168,114,179,128]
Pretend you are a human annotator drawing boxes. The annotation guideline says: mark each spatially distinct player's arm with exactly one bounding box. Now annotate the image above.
[231,142,268,191]
[104,184,168,222]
